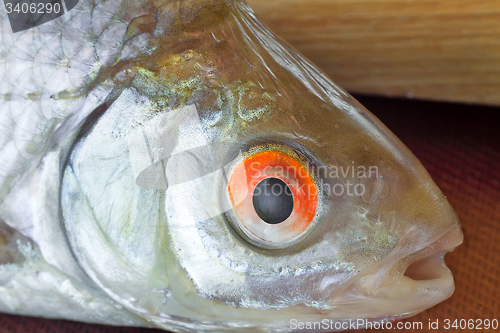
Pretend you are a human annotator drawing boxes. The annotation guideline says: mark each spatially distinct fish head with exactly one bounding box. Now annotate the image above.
[0,0,462,330]
[60,0,463,328]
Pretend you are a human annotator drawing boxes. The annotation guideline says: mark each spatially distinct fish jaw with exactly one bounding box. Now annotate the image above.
[338,226,463,321]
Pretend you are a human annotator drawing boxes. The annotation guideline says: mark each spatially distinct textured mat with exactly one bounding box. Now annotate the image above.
[1,95,498,333]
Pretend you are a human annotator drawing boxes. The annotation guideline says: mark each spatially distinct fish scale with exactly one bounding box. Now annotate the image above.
[0,0,161,201]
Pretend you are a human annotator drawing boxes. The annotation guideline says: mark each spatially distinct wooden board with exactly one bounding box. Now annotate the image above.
[248,0,500,106]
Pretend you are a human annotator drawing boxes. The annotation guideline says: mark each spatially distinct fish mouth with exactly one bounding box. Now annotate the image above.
[382,225,463,297]
[333,225,463,319]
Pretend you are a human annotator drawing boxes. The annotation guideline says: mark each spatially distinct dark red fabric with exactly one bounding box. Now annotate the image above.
[1,95,498,333]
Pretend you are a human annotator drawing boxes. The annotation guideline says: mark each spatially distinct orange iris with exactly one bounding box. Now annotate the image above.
[227,147,318,247]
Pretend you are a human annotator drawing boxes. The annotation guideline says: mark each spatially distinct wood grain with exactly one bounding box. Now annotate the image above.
[248,0,500,106]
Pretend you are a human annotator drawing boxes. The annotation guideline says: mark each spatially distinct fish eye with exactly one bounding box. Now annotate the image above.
[225,144,318,249]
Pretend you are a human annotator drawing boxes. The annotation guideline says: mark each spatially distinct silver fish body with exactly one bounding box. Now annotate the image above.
[0,0,463,331]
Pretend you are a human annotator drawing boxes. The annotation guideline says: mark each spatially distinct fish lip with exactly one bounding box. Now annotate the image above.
[396,223,464,280]
[329,225,463,318]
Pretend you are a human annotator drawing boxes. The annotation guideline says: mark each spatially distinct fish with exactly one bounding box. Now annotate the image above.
[0,0,463,331]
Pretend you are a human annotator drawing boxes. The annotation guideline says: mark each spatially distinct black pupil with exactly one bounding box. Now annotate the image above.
[252,177,294,224]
